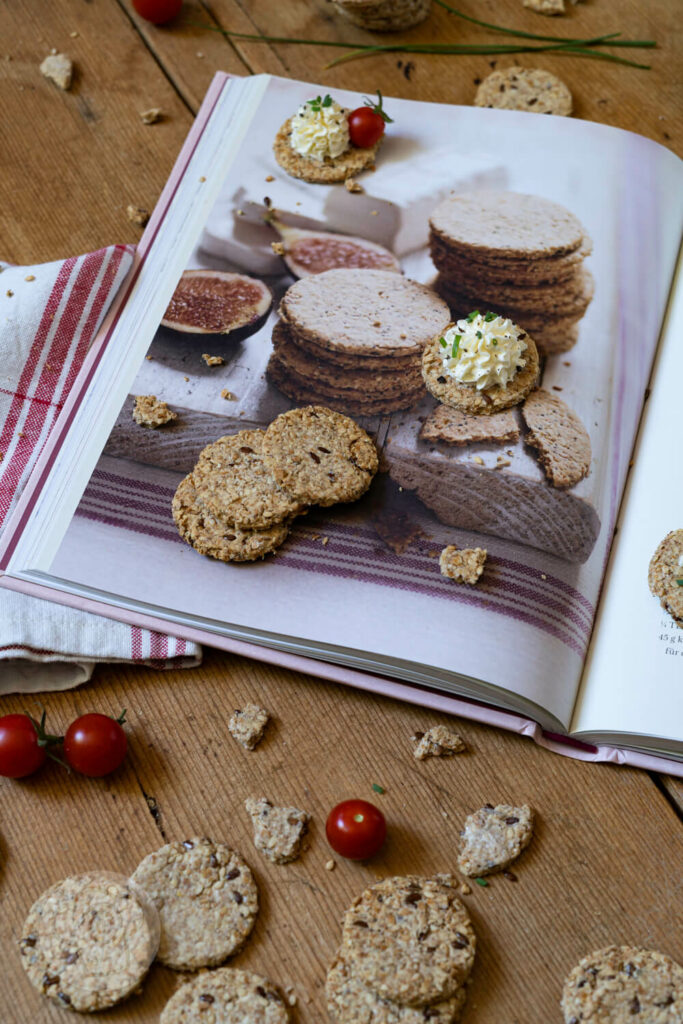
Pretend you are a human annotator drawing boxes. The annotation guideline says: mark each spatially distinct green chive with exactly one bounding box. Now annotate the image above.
[484,311,497,322]
[372,783,385,794]
[452,334,461,358]
[439,337,448,348]
[466,310,480,323]
[492,339,498,346]
[676,579,683,586]
[475,877,489,887]
[476,330,482,339]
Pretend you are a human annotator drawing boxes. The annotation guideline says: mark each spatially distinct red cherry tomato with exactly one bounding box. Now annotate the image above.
[326,799,387,860]
[0,714,47,778]
[348,90,393,149]
[63,713,128,777]
[132,0,183,25]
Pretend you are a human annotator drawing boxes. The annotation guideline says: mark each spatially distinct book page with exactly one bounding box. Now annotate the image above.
[3,75,681,734]
[571,253,683,751]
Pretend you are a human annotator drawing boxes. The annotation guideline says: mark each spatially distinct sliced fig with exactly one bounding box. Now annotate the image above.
[161,270,272,336]
[266,213,401,279]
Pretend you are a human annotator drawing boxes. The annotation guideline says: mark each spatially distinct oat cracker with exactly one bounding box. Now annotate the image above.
[131,838,258,970]
[229,703,270,750]
[475,65,572,115]
[245,797,310,865]
[413,725,466,760]
[133,394,177,428]
[326,952,467,1023]
[420,404,520,446]
[457,803,534,877]
[331,0,431,32]
[561,946,683,1023]
[262,406,378,507]
[648,529,683,627]
[273,120,379,184]
[341,875,476,1007]
[522,389,591,488]
[524,0,565,14]
[19,872,160,1012]
[439,546,487,585]
[40,52,73,90]
[161,967,291,1023]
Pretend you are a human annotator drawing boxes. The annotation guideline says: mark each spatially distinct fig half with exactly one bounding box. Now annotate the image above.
[161,270,272,336]
[266,214,401,279]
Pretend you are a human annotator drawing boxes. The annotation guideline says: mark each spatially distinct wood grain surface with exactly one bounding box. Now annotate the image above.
[1,1,682,1022]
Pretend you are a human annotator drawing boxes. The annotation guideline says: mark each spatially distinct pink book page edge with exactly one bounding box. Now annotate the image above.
[1,574,681,779]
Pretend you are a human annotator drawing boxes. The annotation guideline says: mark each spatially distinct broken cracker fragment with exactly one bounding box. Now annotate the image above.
[413,724,466,760]
[458,803,534,876]
[439,545,487,585]
[220,389,236,401]
[523,0,565,13]
[40,52,73,90]
[345,178,364,194]
[127,205,150,227]
[245,796,310,865]
[228,703,270,750]
[271,241,286,256]
[132,395,176,428]
[202,353,224,367]
[140,107,163,124]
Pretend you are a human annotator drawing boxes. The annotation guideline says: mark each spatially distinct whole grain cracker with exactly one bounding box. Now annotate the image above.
[192,430,304,530]
[325,952,467,1023]
[245,797,310,865]
[131,837,258,971]
[161,967,290,1024]
[524,0,565,14]
[422,328,540,415]
[439,546,487,584]
[262,406,378,507]
[522,389,591,488]
[430,235,592,286]
[273,120,379,184]
[561,946,683,1023]
[40,52,73,90]
[340,875,476,1007]
[648,530,683,627]
[475,65,572,115]
[420,404,520,445]
[172,475,290,563]
[228,703,270,750]
[133,394,177,428]
[19,872,160,1013]
[331,0,431,32]
[457,803,534,877]
[413,725,466,760]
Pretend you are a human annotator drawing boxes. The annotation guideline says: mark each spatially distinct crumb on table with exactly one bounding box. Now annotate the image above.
[228,703,270,750]
[132,395,177,428]
[245,797,310,864]
[202,353,224,366]
[439,545,487,585]
[413,724,466,760]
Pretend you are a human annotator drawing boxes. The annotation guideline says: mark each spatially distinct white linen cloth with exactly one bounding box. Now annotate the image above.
[0,246,201,695]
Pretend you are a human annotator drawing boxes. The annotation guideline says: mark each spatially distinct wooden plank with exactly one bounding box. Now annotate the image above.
[0,654,681,1022]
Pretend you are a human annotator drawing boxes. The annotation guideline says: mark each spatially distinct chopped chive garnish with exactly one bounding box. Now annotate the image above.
[484,311,497,322]
[452,334,461,358]
[439,337,448,348]
[466,310,480,323]
[372,783,386,794]
[492,339,498,346]
[476,330,482,339]
[677,579,683,586]
[475,877,489,887]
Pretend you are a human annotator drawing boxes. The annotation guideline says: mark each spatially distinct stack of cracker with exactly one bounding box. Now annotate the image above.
[329,0,431,31]
[326,875,475,1023]
[172,407,379,562]
[430,190,593,355]
[268,268,451,416]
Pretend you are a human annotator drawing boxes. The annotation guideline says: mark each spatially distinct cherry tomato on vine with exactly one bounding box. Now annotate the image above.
[348,91,393,149]
[63,712,128,777]
[132,0,183,25]
[0,714,49,778]
[326,799,387,860]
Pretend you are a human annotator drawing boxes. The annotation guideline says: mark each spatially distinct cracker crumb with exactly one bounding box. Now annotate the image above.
[145,354,153,361]
[126,205,150,227]
[460,882,472,895]
[228,703,270,750]
[196,51,205,58]
[183,376,189,382]
[6,290,14,297]
[494,459,511,470]
[24,274,36,282]
[40,52,73,90]
[220,389,236,401]
[413,725,466,760]
[325,859,336,871]
[199,176,206,183]
[133,395,176,428]
[523,0,565,12]
[271,241,286,256]
[245,797,310,865]
[372,320,382,327]
[202,353,224,366]
[370,210,378,216]
[541,573,547,580]
[140,107,162,124]
[70,30,79,37]
[440,545,487,585]
[472,455,485,466]
[345,178,364,194]
[321,536,329,547]
[236,209,244,216]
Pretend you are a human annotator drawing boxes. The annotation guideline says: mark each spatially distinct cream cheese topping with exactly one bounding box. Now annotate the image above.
[439,312,528,391]
[290,96,350,163]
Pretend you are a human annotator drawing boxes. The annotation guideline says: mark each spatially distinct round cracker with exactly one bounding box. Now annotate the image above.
[331,0,431,32]
[421,325,540,415]
[273,119,379,184]
[648,529,683,626]
[192,429,304,530]
[172,475,290,563]
[474,65,573,116]
[326,952,467,1023]
[340,875,476,1007]
[262,405,378,506]
[561,946,683,1023]
[161,967,290,1024]
[20,872,160,1013]
[131,837,258,971]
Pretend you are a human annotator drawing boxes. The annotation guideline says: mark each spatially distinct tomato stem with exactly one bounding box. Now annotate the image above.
[115,709,127,726]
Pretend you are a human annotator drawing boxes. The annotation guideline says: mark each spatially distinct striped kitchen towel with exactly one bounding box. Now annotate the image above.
[0,246,201,695]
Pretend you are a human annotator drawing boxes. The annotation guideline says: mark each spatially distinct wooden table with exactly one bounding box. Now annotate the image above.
[1,2,682,1021]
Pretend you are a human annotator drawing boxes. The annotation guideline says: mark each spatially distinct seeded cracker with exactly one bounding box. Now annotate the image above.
[19,872,160,1012]
[229,703,270,750]
[131,837,258,971]
[475,66,572,115]
[340,875,476,1007]
[524,0,565,14]
[457,803,534,877]
[648,529,683,627]
[561,946,683,1023]
[325,952,467,1023]
[413,725,466,760]
[161,967,291,1024]
[273,120,379,184]
[330,0,432,32]
[522,389,591,488]
[133,394,176,428]
[245,797,310,865]
[262,406,378,507]
[420,404,520,446]
[440,546,487,585]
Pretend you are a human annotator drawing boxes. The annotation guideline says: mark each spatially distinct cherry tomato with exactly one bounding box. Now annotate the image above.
[132,0,183,25]
[326,799,386,860]
[0,714,47,778]
[348,90,393,149]
[63,713,128,777]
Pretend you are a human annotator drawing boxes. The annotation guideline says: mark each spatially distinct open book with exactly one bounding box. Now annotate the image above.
[1,73,681,771]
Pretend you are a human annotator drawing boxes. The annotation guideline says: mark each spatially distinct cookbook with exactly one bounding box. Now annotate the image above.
[1,72,681,771]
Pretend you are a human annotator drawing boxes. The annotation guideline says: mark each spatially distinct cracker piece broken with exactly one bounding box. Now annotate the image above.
[522,388,591,488]
[420,404,520,446]
[127,205,150,227]
[202,353,224,366]
[228,703,270,750]
[245,797,310,864]
[132,395,176,428]
[440,545,487,585]
[413,725,466,760]
[523,0,565,13]
[140,108,163,124]
[40,53,73,90]
[458,803,534,876]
